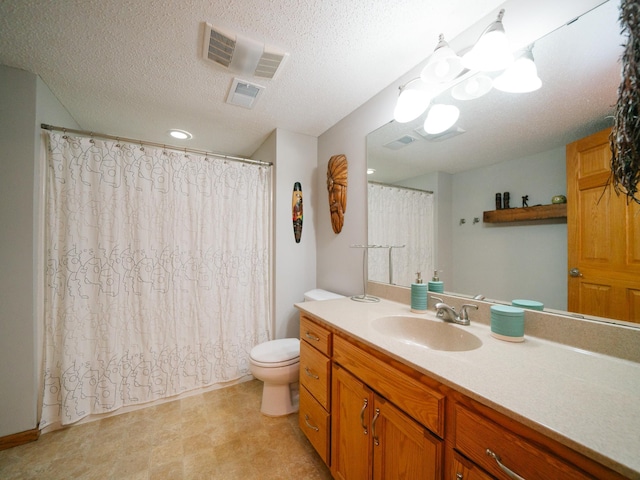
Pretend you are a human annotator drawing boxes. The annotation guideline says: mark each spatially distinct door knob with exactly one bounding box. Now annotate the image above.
[569,268,582,277]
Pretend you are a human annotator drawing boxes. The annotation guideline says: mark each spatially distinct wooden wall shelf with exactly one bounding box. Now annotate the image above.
[483,203,567,223]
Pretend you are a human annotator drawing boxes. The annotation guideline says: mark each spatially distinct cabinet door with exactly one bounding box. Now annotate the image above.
[331,364,372,480]
[372,396,442,480]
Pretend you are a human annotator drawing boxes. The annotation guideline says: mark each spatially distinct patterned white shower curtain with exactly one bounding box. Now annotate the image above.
[41,131,271,429]
[368,183,434,287]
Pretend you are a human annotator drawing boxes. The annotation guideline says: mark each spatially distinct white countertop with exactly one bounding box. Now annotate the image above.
[295,297,640,479]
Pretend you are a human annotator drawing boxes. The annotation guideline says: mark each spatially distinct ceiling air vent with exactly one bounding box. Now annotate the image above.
[383,135,418,150]
[226,78,265,109]
[203,23,289,79]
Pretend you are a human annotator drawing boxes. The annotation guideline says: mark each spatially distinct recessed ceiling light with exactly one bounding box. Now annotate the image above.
[168,129,192,140]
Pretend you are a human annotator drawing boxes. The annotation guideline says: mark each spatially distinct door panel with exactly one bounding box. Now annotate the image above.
[372,396,441,480]
[567,128,640,322]
[331,365,371,480]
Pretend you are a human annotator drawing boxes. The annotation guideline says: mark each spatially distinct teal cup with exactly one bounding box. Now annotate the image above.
[490,305,525,342]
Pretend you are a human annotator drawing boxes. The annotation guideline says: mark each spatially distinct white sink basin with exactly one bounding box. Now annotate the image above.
[372,315,482,352]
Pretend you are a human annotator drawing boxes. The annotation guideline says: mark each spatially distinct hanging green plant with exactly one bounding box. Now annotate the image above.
[610,0,640,205]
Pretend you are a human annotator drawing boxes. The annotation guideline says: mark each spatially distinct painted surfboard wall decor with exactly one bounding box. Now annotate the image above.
[292,182,303,243]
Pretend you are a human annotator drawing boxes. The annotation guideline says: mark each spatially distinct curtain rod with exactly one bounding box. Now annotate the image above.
[368,181,433,194]
[41,124,273,167]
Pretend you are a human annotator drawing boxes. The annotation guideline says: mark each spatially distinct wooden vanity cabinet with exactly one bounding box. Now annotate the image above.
[298,315,333,464]
[331,334,443,480]
[332,364,442,480]
[299,314,629,480]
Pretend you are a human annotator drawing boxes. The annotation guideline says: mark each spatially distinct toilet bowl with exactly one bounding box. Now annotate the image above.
[250,289,344,416]
[249,338,300,416]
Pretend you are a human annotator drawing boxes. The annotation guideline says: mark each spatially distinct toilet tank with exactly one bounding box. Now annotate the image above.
[303,289,344,301]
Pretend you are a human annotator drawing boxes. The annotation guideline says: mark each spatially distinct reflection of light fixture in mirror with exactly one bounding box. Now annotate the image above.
[421,34,464,84]
[493,45,542,93]
[424,104,460,135]
[462,9,513,72]
[451,74,493,100]
[393,79,434,123]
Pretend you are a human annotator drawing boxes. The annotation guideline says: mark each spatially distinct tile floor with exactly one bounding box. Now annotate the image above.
[0,379,333,480]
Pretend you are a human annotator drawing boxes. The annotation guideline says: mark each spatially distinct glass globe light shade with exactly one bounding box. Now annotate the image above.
[493,50,542,93]
[421,35,464,84]
[461,10,513,72]
[393,85,432,123]
[424,104,460,135]
[451,74,493,100]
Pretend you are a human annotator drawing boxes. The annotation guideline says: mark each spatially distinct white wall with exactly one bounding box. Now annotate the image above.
[316,89,398,296]
[0,66,38,437]
[0,65,78,437]
[254,129,318,339]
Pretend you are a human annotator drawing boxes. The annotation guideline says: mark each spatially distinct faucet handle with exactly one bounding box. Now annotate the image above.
[460,304,478,321]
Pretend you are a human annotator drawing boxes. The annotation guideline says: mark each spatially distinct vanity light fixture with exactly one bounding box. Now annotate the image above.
[393,79,434,123]
[367,168,376,175]
[424,104,460,135]
[461,9,513,72]
[493,45,542,93]
[421,34,464,84]
[168,129,193,140]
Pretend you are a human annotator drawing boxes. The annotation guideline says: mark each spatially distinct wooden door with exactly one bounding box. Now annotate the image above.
[567,128,640,322]
[371,395,442,480]
[331,364,372,480]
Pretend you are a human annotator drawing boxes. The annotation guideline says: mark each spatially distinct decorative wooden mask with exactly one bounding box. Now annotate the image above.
[327,154,348,234]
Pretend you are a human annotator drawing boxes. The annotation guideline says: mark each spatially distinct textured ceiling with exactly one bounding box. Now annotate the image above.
[0,0,505,157]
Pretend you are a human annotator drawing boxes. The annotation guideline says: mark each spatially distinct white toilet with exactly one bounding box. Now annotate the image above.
[249,289,344,416]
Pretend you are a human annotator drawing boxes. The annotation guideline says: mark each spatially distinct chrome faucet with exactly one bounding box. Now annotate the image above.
[431,297,478,326]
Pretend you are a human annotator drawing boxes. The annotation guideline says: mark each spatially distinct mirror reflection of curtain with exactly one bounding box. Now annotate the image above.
[368,183,434,287]
[41,131,271,429]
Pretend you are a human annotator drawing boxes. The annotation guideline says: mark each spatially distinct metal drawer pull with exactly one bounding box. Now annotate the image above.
[304,367,319,379]
[305,331,320,341]
[371,408,380,446]
[360,398,369,435]
[304,414,319,432]
[486,449,526,480]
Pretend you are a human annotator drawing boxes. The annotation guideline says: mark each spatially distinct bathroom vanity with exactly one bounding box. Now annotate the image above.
[296,296,640,480]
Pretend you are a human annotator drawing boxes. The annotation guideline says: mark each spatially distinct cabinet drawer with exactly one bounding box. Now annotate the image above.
[333,335,444,437]
[454,404,591,480]
[450,451,493,480]
[300,340,331,409]
[300,315,332,356]
[299,385,330,465]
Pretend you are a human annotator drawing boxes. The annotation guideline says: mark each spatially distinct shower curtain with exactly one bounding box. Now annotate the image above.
[368,183,434,287]
[41,131,271,429]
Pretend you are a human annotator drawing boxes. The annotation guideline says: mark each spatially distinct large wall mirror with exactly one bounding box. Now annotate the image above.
[366,0,636,325]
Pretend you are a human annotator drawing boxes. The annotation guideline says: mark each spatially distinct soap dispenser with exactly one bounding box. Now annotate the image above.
[428,270,444,293]
[411,272,428,313]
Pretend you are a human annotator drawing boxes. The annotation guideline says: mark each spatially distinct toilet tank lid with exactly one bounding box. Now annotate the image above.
[304,289,345,301]
[250,338,300,363]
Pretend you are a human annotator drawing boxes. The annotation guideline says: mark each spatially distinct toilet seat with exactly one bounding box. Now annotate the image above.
[250,338,300,368]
